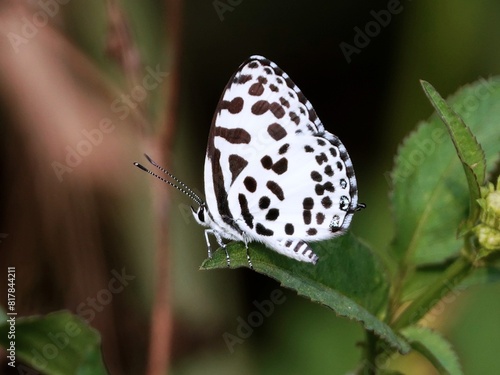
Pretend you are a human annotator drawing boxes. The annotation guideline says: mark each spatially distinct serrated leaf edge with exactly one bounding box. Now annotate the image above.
[400,325,463,375]
[202,244,410,354]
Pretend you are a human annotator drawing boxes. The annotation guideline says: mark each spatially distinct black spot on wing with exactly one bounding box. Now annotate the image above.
[315,153,328,165]
[324,165,334,177]
[238,194,254,229]
[270,102,285,118]
[256,223,273,236]
[261,155,273,169]
[249,83,264,96]
[265,208,280,221]
[220,97,244,114]
[340,196,350,211]
[259,196,271,209]
[233,74,252,84]
[303,197,314,210]
[268,123,287,140]
[303,210,312,225]
[289,111,300,125]
[285,223,294,235]
[266,181,284,201]
[321,196,332,209]
[271,158,288,175]
[251,101,285,118]
[315,182,335,196]
[311,171,322,182]
[307,228,318,236]
[215,127,251,144]
[316,212,325,224]
[279,97,290,108]
[251,100,269,115]
[243,176,257,192]
[260,156,288,175]
[228,154,248,184]
[278,143,290,155]
[211,148,232,223]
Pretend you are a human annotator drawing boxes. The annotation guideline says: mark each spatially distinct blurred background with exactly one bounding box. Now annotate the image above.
[1,0,500,374]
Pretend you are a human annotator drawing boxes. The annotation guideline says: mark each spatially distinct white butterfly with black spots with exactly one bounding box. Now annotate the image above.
[135,55,364,267]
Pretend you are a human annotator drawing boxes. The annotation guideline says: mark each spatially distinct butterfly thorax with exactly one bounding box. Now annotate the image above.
[191,204,245,243]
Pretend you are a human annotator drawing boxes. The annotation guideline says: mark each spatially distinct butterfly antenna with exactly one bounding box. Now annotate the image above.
[133,160,204,206]
[142,154,205,205]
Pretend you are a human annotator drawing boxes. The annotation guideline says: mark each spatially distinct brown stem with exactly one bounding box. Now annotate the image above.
[146,0,183,374]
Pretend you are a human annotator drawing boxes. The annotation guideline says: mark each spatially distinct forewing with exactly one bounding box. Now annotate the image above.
[206,56,328,218]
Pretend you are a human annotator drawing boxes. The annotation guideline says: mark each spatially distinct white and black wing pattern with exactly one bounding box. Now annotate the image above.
[204,55,362,264]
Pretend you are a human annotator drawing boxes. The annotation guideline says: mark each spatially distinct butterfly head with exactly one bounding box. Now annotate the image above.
[191,204,209,227]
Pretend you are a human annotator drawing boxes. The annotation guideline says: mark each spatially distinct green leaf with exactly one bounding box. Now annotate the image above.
[201,234,410,353]
[421,80,486,231]
[460,264,500,288]
[391,77,500,265]
[392,256,472,330]
[401,326,463,375]
[402,264,500,303]
[0,310,107,375]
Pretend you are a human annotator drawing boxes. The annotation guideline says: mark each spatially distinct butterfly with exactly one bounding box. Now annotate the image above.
[135,55,365,267]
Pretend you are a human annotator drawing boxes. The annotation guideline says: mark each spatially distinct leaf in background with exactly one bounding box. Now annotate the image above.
[0,311,107,375]
[421,80,486,232]
[201,234,410,353]
[400,326,463,375]
[401,264,500,303]
[391,77,500,265]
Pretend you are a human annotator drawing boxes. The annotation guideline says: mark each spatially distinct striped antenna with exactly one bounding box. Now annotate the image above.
[134,154,204,206]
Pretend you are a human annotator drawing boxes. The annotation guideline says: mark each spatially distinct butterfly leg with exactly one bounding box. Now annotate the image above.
[203,229,213,259]
[245,245,253,270]
[242,236,253,269]
[205,229,231,267]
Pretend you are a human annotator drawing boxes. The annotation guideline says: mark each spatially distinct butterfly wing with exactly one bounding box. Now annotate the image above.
[226,133,356,262]
[204,55,360,261]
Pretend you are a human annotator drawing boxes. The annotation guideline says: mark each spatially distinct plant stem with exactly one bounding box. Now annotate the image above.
[391,255,473,331]
[361,330,378,375]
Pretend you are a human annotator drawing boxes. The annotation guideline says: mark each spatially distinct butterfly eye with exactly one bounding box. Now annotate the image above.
[197,208,205,223]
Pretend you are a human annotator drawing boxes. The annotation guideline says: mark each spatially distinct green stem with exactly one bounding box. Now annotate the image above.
[361,330,378,375]
[392,255,473,331]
